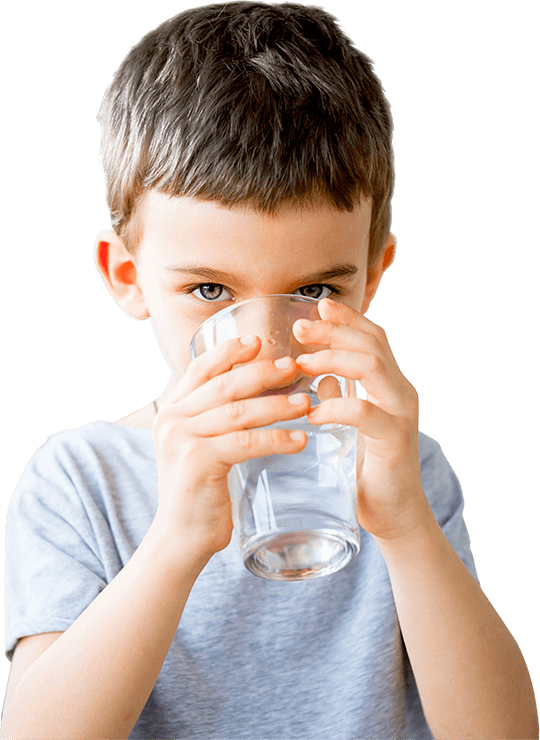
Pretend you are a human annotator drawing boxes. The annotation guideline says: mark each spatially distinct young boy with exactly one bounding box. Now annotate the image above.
[2,2,538,739]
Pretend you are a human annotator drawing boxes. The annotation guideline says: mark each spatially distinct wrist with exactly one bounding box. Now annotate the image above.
[372,507,442,565]
[143,515,215,576]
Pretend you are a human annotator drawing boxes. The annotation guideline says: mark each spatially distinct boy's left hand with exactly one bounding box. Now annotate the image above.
[294,297,434,542]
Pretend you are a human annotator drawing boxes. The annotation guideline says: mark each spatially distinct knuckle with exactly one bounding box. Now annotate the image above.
[410,382,419,403]
[187,354,210,383]
[154,402,185,429]
[402,381,419,415]
[401,374,419,406]
[326,320,338,336]
[368,352,383,373]
[224,398,245,421]
[153,408,175,442]
[362,332,385,359]
[357,397,373,419]
[372,324,388,344]
[210,372,228,397]
[237,429,256,451]
[398,420,417,449]
[180,436,201,460]
[271,428,293,446]
[155,403,174,421]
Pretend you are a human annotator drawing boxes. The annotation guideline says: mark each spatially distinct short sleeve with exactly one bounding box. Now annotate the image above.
[419,431,480,584]
[5,436,110,661]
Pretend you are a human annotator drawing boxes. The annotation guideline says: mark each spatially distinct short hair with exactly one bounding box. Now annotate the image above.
[99,2,394,270]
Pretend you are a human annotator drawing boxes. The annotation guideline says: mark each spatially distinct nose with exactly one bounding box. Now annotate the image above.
[236,297,319,362]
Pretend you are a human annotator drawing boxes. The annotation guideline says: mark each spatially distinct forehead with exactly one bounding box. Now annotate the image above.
[137,191,372,279]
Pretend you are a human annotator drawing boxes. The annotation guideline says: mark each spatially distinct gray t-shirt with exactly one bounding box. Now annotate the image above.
[5,421,479,739]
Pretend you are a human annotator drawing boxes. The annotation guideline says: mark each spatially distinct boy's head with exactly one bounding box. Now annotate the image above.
[99,1,394,273]
[96,2,397,378]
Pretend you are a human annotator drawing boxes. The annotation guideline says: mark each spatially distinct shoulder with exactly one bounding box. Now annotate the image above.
[418,430,465,522]
[41,420,154,464]
[10,422,155,513]
[26,420,126,455]
[7,421,158,568]
[418,429,444,462]
[419,430,457,482]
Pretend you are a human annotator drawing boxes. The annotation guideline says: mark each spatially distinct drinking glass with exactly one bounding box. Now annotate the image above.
[189,294,360,581]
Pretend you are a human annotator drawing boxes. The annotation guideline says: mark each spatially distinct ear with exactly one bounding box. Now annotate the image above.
[94,230,150,319]
[360,233,397,314]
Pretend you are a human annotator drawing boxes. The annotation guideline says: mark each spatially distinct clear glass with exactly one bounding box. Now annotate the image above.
[189,294,360,581]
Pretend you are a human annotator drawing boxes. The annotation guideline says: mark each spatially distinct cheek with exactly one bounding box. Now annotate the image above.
[150,311,199,376]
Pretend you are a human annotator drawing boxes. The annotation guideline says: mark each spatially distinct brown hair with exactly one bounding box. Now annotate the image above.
[99,2,394,269]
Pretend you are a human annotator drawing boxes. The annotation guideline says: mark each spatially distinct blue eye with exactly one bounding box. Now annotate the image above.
[185,283,342,303]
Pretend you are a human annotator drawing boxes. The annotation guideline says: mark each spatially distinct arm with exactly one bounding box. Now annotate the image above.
[2,334,310,739]
[376,511,539,739]
[295,297,539,739]
[1,523,210,740]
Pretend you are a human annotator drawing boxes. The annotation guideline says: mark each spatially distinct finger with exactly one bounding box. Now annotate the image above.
[317,297,385,337]
[307,396,401,445]
[293,297,381,336]
[296,349,405,413]
[178,354,300,417]
[294,318,381,354]
[191,392,311,437]
[316,375,342,401]
[170,334,262,403]
[210,425,309,467]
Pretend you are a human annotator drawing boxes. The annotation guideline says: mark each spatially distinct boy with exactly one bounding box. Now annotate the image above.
[2,2,538,738]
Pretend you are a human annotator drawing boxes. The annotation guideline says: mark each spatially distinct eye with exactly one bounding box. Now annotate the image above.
[187,283,231,303]
[185,283,342,303]
[298,283,339,300]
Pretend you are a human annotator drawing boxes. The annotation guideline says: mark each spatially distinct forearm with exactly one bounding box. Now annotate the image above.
[1,521,210,740]
[375,511,538,739]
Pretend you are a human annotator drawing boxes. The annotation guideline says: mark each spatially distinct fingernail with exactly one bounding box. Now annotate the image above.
[240,334,257,345]
[288,393,306,405]
[274,356,292,369]
[289,431,305,441]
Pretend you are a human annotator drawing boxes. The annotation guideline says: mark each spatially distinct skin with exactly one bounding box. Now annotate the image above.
[97,190,415,552]
[88,188,538,740]
[3,191,537,739]
[104,190,391,400]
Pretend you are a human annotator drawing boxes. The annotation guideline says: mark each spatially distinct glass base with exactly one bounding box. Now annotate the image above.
[242,528,360,581]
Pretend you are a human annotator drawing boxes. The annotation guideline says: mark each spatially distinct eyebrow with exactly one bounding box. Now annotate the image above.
[165,263,359,284]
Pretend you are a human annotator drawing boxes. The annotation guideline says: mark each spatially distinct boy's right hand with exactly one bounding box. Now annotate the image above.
[151,334,311,561]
